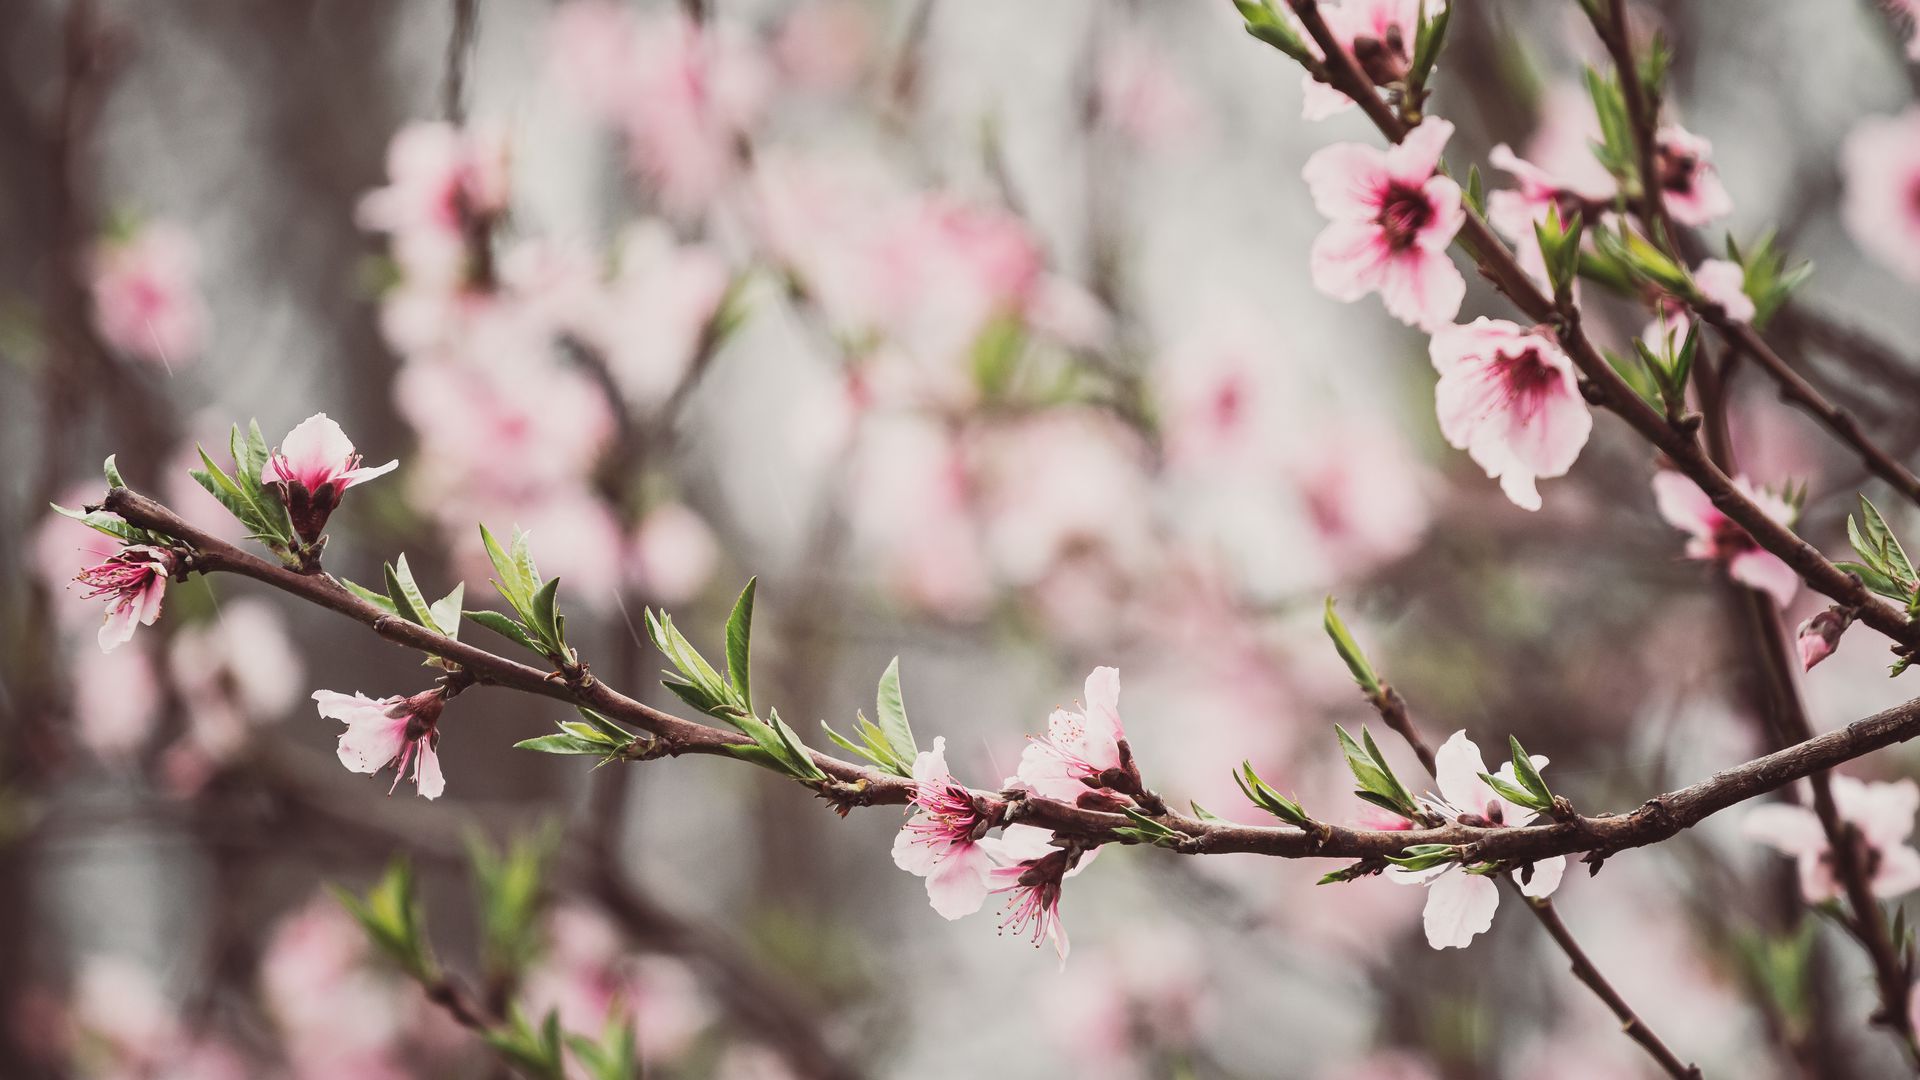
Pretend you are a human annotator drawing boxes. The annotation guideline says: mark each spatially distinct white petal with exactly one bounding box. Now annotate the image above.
[1518,856,1565,899]
[1432,730,1490,813]
[1422,869,1500,950]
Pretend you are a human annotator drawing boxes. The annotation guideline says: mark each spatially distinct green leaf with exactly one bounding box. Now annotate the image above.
[1335,725,1415,819]
[1861,497,1914,586]
[529,577,562,645]
[725,577,756,713]
[874,656,919,766]
[514,734,608,755]
[480,524,534,614]
[1508,735,1552,804]
[662,678,728,718]
[1479,772,1547,812]
[330,859,434,982]
[102,455,125,489]
[1234,762,1312,828]
[821,717,913,777]
[1385,844,1462,872]
[483,1006,567,1080]
[50,502,141,543]
[342,576,401,615]
[384,556,437,628]
[465,609,540,652]
[1322,598,1381,695]
[467,827,555,984]
[428,583,465,640]
[1112,808,1183,848]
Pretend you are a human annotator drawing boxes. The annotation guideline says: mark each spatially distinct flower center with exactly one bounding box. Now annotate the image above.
[1493,346,1559,417]
[1377,184,1433,251]
[1656,142,1698,196]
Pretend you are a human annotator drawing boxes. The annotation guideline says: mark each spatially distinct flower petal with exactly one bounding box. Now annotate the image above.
[1422,868,1499,949]
[1518,855,1565,899]
[1742,803,1826,856]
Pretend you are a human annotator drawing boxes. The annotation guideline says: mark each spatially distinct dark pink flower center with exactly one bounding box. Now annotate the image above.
[1377,184,1434,251]
[905,779,983,848]
[1656,142,1699,196]
[1352,25,1411,86]
[1492,346,1560,418]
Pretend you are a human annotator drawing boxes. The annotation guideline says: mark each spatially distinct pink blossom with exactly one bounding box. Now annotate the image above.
[845,414,994,618]
[620,13,770,215]
[1017,666,1126,802]
[262,413,399,541]
[1430,317,1592,510]
[90,222,208,366]
[262,898,406,1074]
[1484,142,1615,241]
[585,221,731,411]
[1841,106,1920,284]
[397,359,612,506]
[1290,420,1433,577]
[976,410,1155,592]
[1388,730,1565,949]
[74,544,174,652]
[1303,120,1466,331]
[1640,258,1752,347]
[1654,125,1732,226]
[312,689,447,799]
[891,737,998,918]
[1098,32,1203,149]
[356,121,510,282]
[1651,470,1798,608]
[520,905,712,1067]
[73,642,160,759]
[773,0,873,93]
[547,1,644,117]
[169,598,303,762]
[1744,777,1920,903]
[629,502,720,606]
[1298,0,1442,122]
[984,824,1080,964]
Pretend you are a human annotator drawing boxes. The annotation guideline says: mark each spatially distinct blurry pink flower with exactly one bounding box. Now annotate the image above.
[1651,470,1798,608]
[73,642,160,759]
[846,415,995,618]
[1302,119,1465,331]
[357,121,510,281]
[397,359,611,505]
[169,599,304,762]
[984,824,1079,963]
[1430,317,1592,511]
[1388,730,1565,949]
[1292,421,1433,576]
[520,905,711,1067]
[73,955,179,1066]
[773,0,873,93]
[588,221,731,411]
[262,413,399,541]
[262,898,406,1072]
[892,736,998,918]
[312,689,447,799]
[1654,125,1732,226]
[1099,32,1202,149]
[871,195,1045,378]
[1744,777,1920,903]
[74,544,174,652]
[1299,0,1440,122]
[1017,666,1126,802]
[630,502,720,606]
[1484,142,1615,241]
[90,222,208,366]
[1841,106,1920,284]
[978,410,1154,588]
[547,1,643,117]
[620,13,770,215]
[1639,258,1751,347]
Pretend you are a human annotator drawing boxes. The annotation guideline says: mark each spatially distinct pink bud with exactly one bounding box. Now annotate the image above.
[1796,607,1850,671]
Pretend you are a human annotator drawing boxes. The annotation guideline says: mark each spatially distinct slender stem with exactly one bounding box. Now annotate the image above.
[1361,684,1700,1079]
[98,486,1920,870]
[1523,893,1703,1079]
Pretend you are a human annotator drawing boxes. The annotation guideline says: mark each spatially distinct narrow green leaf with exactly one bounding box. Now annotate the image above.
[465,609,540,652]
[102,455,126,489]
[1322,598,1381,695]
[428,583,465,640]
[514,734,608,755]
[342,576,401,615]
[51,502,140,543]
[1508,735,1552,804]
[874,656,919,765]
[384,556,436,628]
[724,577,756,713]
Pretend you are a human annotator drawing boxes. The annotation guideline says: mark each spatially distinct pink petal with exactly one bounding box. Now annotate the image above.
[1309,220,1390,302]
[1729,549,1799,609]
[1651,470,1718,538]
[1376,247,1465,332]
[1081,666,1123,755]
[1872,844,1920,899]
[1415,174,1466,250]
[1691,259,1754,322]
[274,413,356,488]
[336,458,400,490]
[97,605,139,652]
[1837,777,1920,849]
[136,577,168,627]
[1386,118,1454,186]
[911,734,952,785]
[1741,803,1826,857]
[1302,143,1391,221]
[923,843,995,919]
[1422,868,1499,949]
[1300,75,1352,122]
[981,823,1057,865]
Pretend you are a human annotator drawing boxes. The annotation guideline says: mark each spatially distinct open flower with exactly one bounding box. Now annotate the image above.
[1016,666,1127,802]
[1298,0,1440,122]
[1640,258,1753,347]
[984,824,1083,965]
[75,544,175,652]
[1654,125,1732,226]
[262,414,399,542]
[1430,317,1592,510]
[90,222,208,367]
[1651,470,1798,609]
[892,737,997,918]
[1387,731,1566,949]
[1841,106,1920,285]
[312,688,448,799]
[1302,119,1465,332]
[1744,777,1920,903]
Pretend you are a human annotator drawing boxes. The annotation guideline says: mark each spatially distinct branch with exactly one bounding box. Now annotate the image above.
[1278,0,1920,655]
[97,485,1920,871]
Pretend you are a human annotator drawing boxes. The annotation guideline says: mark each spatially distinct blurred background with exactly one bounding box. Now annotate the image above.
[4,0,1920,1076]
